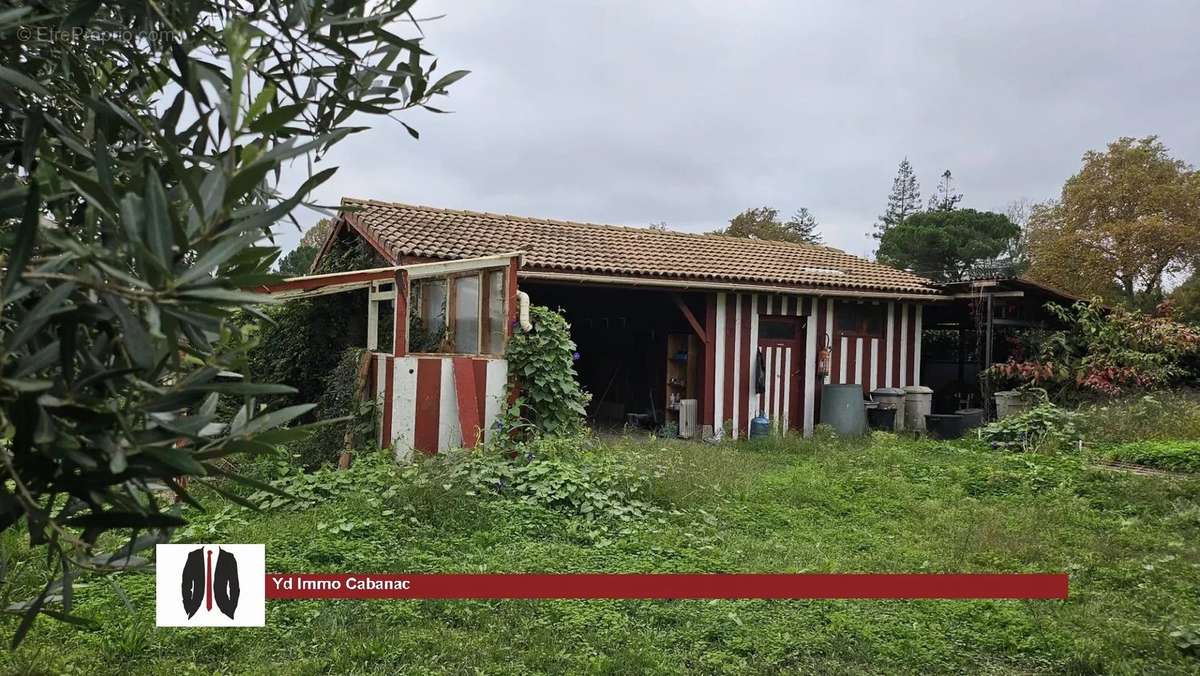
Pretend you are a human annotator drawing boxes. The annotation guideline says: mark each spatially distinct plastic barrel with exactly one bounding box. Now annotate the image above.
[819,384,868,437]
[749,415,771,439]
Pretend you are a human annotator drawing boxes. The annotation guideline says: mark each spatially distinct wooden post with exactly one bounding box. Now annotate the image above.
[393,269,409,357]
[702,293,717,436]
[339,351,374,470]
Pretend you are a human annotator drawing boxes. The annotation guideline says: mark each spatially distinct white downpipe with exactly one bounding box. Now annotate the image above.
[517,291,533,331]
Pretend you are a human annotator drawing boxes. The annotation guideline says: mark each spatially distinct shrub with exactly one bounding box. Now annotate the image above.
[286,347,377,469]
[1104,441,1200,473]
[504,305,591,436]
[981,400,1082,452]
[984,300,1200,398]
[423,435,660,526]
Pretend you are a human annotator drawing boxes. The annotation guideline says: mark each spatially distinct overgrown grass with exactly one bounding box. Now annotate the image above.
[4,419,1200,674]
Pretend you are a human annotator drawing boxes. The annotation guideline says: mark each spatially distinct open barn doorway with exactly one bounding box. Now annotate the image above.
[520,282,707,434]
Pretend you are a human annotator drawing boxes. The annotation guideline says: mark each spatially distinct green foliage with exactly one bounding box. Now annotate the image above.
[246,297,365,412]
[981,399,1082,452]
[8,432,1200,673]
[0,0,463,641]
[426,438,661,532]
[1168,274,1200,326]
[985,300,1200,398]
[276,244,319,277]
[1075,392,1200,443]
[1170,625,1200,658]
[288,347,376,469]
[710,205,824,245]
[504,305,590,436]
[876,208,1019,281]
[1105,441,1200,473]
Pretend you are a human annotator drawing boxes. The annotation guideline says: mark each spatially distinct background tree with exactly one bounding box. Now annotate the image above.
[712,206,824,245]
[875,157,922,240]
[0,0,461,642]
[875,209,1019,281]
[1026,137,1200,309]
[927,170,963,211]
[1168,274,1200,325]
[277,219,334,276]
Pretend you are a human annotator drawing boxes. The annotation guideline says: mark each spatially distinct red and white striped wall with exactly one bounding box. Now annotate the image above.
[373,354,508,460]
[708,293,923,439]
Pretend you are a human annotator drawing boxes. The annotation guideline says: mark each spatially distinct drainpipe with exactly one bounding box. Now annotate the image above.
[516,291,533,331]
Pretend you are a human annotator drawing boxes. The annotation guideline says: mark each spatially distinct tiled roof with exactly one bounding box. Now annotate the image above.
[340,198,940,296]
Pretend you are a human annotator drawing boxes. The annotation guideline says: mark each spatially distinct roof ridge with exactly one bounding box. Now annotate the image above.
[339,196,850,254]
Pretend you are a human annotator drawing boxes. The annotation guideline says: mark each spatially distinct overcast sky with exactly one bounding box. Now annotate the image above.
[274,0,1200,259]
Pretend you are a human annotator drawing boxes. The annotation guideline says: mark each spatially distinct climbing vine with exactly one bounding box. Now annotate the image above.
[504,305,591,436]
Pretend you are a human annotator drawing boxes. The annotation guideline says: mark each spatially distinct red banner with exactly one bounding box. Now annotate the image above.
[265,573,1067,600]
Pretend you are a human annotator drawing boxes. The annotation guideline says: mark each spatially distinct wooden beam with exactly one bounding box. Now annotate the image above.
[671,293,707,344]
[393,268,409,356]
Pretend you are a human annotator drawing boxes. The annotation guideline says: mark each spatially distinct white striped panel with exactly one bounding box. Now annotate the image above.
[392,356,419,461]
[375,356,388,447]
[483,359,507,443]
[762,344,773,420]
[870,338,880,390]
[854,338,864,387]
[437,357,461,452]
[781,347,792,432]
[714,293,726,434]
[839,335,848,383]
[886,302,895,387]
[732,295,742,439]
[804,297,817,436]
[913,304,923,386]
[772,347,783,429]
[899,304,909,388]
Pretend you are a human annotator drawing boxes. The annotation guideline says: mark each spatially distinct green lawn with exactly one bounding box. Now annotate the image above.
[5,431,1200,675]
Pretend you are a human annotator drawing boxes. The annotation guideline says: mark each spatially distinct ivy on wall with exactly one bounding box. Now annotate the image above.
[504,305,591,436]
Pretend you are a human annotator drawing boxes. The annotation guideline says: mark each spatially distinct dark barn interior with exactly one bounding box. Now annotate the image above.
[520,281,708,431]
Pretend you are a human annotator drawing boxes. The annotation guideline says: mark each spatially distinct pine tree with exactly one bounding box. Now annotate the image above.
[928,169,963,211]
[875,158,922,240]
[786,207,824,245]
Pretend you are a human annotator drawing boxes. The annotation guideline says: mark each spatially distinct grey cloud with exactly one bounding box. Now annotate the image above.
[276,0,1200,258]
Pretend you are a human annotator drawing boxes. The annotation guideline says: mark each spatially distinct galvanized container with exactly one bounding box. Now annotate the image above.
[871,387,907,432]
[902,385,933,433]
[819,384,868,437]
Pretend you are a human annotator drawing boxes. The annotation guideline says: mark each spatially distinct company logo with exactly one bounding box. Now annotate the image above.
[156,544,265,627]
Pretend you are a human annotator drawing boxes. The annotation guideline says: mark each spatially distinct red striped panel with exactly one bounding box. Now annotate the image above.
[846,336,858,391]
[724,293,736,436]
[891,304,904,388]
[393,270,409,356]
[906,303,917,387]
[829,300,842,385]
[473,358,488,441]
[381,356,394,446]
[738,294,752,437]
[452,358,481,449]
[875,335,886,392]
[413,358,442,454]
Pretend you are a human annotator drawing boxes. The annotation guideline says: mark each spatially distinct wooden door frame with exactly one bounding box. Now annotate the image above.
[757,315,807,432]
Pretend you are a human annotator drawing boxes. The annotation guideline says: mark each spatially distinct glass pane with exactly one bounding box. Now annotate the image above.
[760,319,795,340]
[453,274,481,353]
[486,270,506,354]
[411,280,447,352]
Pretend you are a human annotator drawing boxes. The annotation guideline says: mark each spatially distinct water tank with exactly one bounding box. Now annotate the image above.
[819,384,868,437]
[903,385,933,433]
[749,415,771,439]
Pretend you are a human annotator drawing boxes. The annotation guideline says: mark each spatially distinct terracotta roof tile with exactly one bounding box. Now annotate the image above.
[340,198,940,296]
